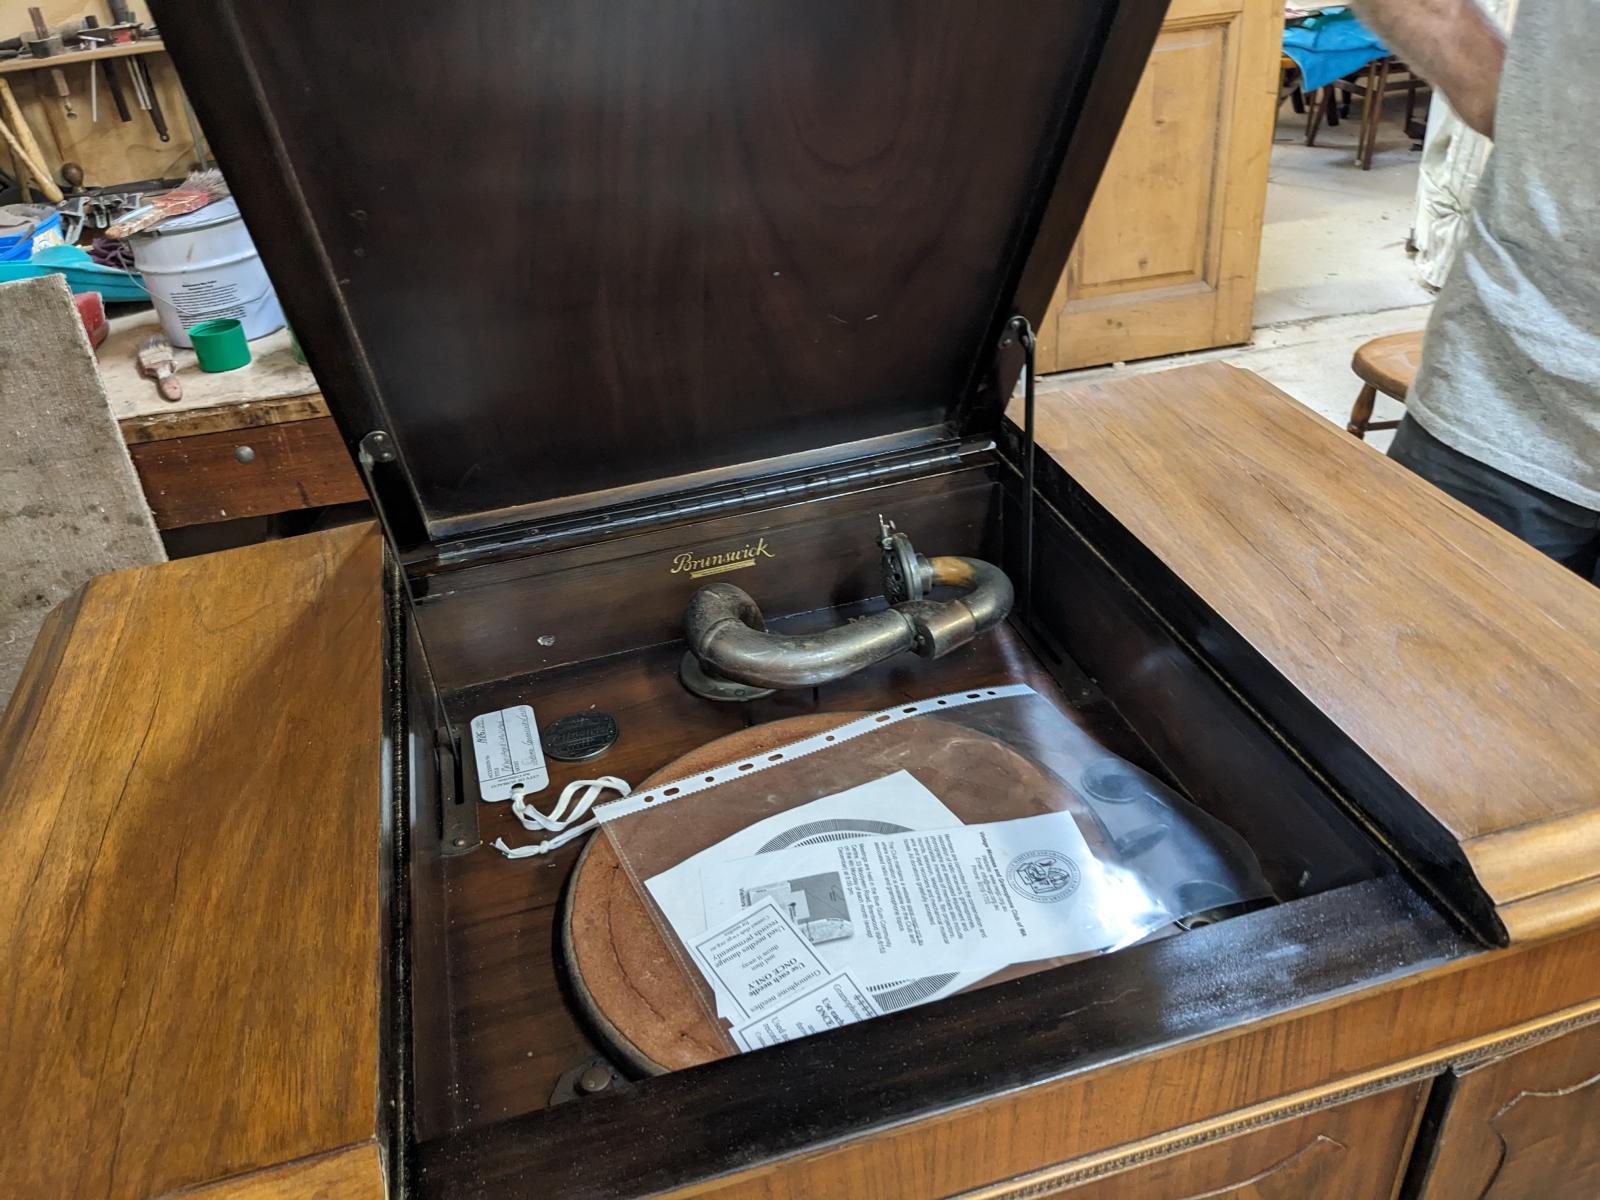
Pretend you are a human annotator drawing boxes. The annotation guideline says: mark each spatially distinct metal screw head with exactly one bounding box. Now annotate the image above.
[451,837,467,848]
[360,430,398,463]
[234,445,255,463]
[576,1064,612,1094]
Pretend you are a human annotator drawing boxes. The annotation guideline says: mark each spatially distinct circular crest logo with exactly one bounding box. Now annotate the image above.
[1006,849,1081,903]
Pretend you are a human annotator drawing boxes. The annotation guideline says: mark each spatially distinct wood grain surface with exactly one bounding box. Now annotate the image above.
[1351,330,1425,400]
[1416,1014,1600,1199]
[155,0,1162,543]
[1027,363,1600,940]
[128,416,368,528]
[99,312,321,435]
[157,1143,384,1200]
[647,925,1600,1200]
[1037,0,1284,371]
[119,394,333,446]
[0,523,386,1200]
[1027,1080,1426,1199]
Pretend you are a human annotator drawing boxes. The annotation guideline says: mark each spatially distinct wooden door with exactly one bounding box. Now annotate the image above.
[1415,1017,1600,1199]
[1036,0,1284,373]
[1019,1082,1428,1199]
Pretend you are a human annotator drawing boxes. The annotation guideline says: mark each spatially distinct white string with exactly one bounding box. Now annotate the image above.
[493,776,630,859]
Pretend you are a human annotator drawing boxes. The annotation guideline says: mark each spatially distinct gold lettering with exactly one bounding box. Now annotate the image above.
[669,538,779,578]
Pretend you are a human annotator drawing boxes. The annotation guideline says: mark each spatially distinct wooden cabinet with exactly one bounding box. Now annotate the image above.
[1036,0,1284,372]
[1415,1017,1600,1199]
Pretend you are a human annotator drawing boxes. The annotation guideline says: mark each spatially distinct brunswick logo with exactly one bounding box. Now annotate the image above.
[670,537,776,579]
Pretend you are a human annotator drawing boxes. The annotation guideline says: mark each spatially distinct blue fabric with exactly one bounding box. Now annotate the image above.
[1283,8,1391,92]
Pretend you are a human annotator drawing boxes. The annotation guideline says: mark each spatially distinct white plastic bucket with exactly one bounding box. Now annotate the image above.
[129,196,285,348]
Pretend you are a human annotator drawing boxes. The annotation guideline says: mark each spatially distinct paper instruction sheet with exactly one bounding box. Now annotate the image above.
[644,770,961,940]
[704,809,1164,987]
[642,771,991,1023]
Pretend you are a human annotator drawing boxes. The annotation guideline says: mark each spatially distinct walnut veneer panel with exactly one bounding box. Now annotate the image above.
[1029,363,1600,939]
[0,523,386,1199]
[1027,1080,1425,1199]
[1419,1016,1600,1199]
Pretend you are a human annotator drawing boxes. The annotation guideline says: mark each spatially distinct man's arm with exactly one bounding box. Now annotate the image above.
[1348,0,1507,138]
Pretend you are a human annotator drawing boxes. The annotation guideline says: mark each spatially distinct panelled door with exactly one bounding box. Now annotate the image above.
[1035,0,1284,373]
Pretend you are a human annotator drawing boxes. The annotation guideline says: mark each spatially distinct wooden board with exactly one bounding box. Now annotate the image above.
[120,393,332,445]
[156,1143,386,1200]
[100,313,320,429]
[1027,362,1600,941]
[0,0,201,187]
[1035,0,1284,372]
[0,49,200,187]
[0,39,168,76]
[128,415,367,528]
[0,523,387,1200]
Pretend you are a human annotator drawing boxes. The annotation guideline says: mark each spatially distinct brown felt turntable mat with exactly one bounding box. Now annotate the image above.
[561,711,1097,1075]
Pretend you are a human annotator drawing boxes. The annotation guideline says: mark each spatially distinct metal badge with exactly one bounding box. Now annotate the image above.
[542,712,620,762]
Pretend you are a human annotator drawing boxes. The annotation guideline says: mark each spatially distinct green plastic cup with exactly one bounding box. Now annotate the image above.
[189,318,251,373]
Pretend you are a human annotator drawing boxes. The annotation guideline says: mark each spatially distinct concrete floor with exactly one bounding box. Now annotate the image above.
[1042,97,1436,451]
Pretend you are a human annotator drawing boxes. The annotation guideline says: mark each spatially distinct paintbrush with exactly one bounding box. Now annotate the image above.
[107,168,229,240]
[136,333,183,402]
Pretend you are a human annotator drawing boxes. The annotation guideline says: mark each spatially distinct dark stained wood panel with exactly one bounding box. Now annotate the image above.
[1027,363,1600,942]
[418,626,1093,1138]
[154,0,1167,540]
[128,416,367,529]
[0,524,386,1200]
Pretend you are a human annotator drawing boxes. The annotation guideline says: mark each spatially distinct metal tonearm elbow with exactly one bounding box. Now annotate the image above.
[679,518,1014,701]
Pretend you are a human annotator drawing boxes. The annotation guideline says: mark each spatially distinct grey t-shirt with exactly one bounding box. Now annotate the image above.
[1409,0,1600,510]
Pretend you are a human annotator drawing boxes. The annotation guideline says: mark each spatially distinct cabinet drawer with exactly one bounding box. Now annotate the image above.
[128,416,367,528]
[1416,1017,1600,1199]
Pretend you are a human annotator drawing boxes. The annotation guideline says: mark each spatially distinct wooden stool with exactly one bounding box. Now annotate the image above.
[1348,330,1424,438]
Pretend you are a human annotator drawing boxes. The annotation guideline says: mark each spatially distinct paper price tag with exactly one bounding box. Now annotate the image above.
[470,705,549,801]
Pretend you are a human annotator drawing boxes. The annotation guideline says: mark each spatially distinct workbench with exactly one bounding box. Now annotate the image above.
[99,312,366,529]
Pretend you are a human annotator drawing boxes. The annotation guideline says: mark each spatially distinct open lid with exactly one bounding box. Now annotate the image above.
[155,1,1165,553]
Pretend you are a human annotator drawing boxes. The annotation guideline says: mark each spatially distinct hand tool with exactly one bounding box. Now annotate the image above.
[0,113,59,202]
[25,7,62,57]
[49,66,75,118]
[0,77,61,201]
[136,334,184,402]
[98,58,132,121]
[135,58,168,140]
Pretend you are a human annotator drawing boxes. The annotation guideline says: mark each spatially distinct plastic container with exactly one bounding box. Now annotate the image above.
[189,318,251,372]
[128,196,285,348]
[0,244,149,301]
[0,207,61,262]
